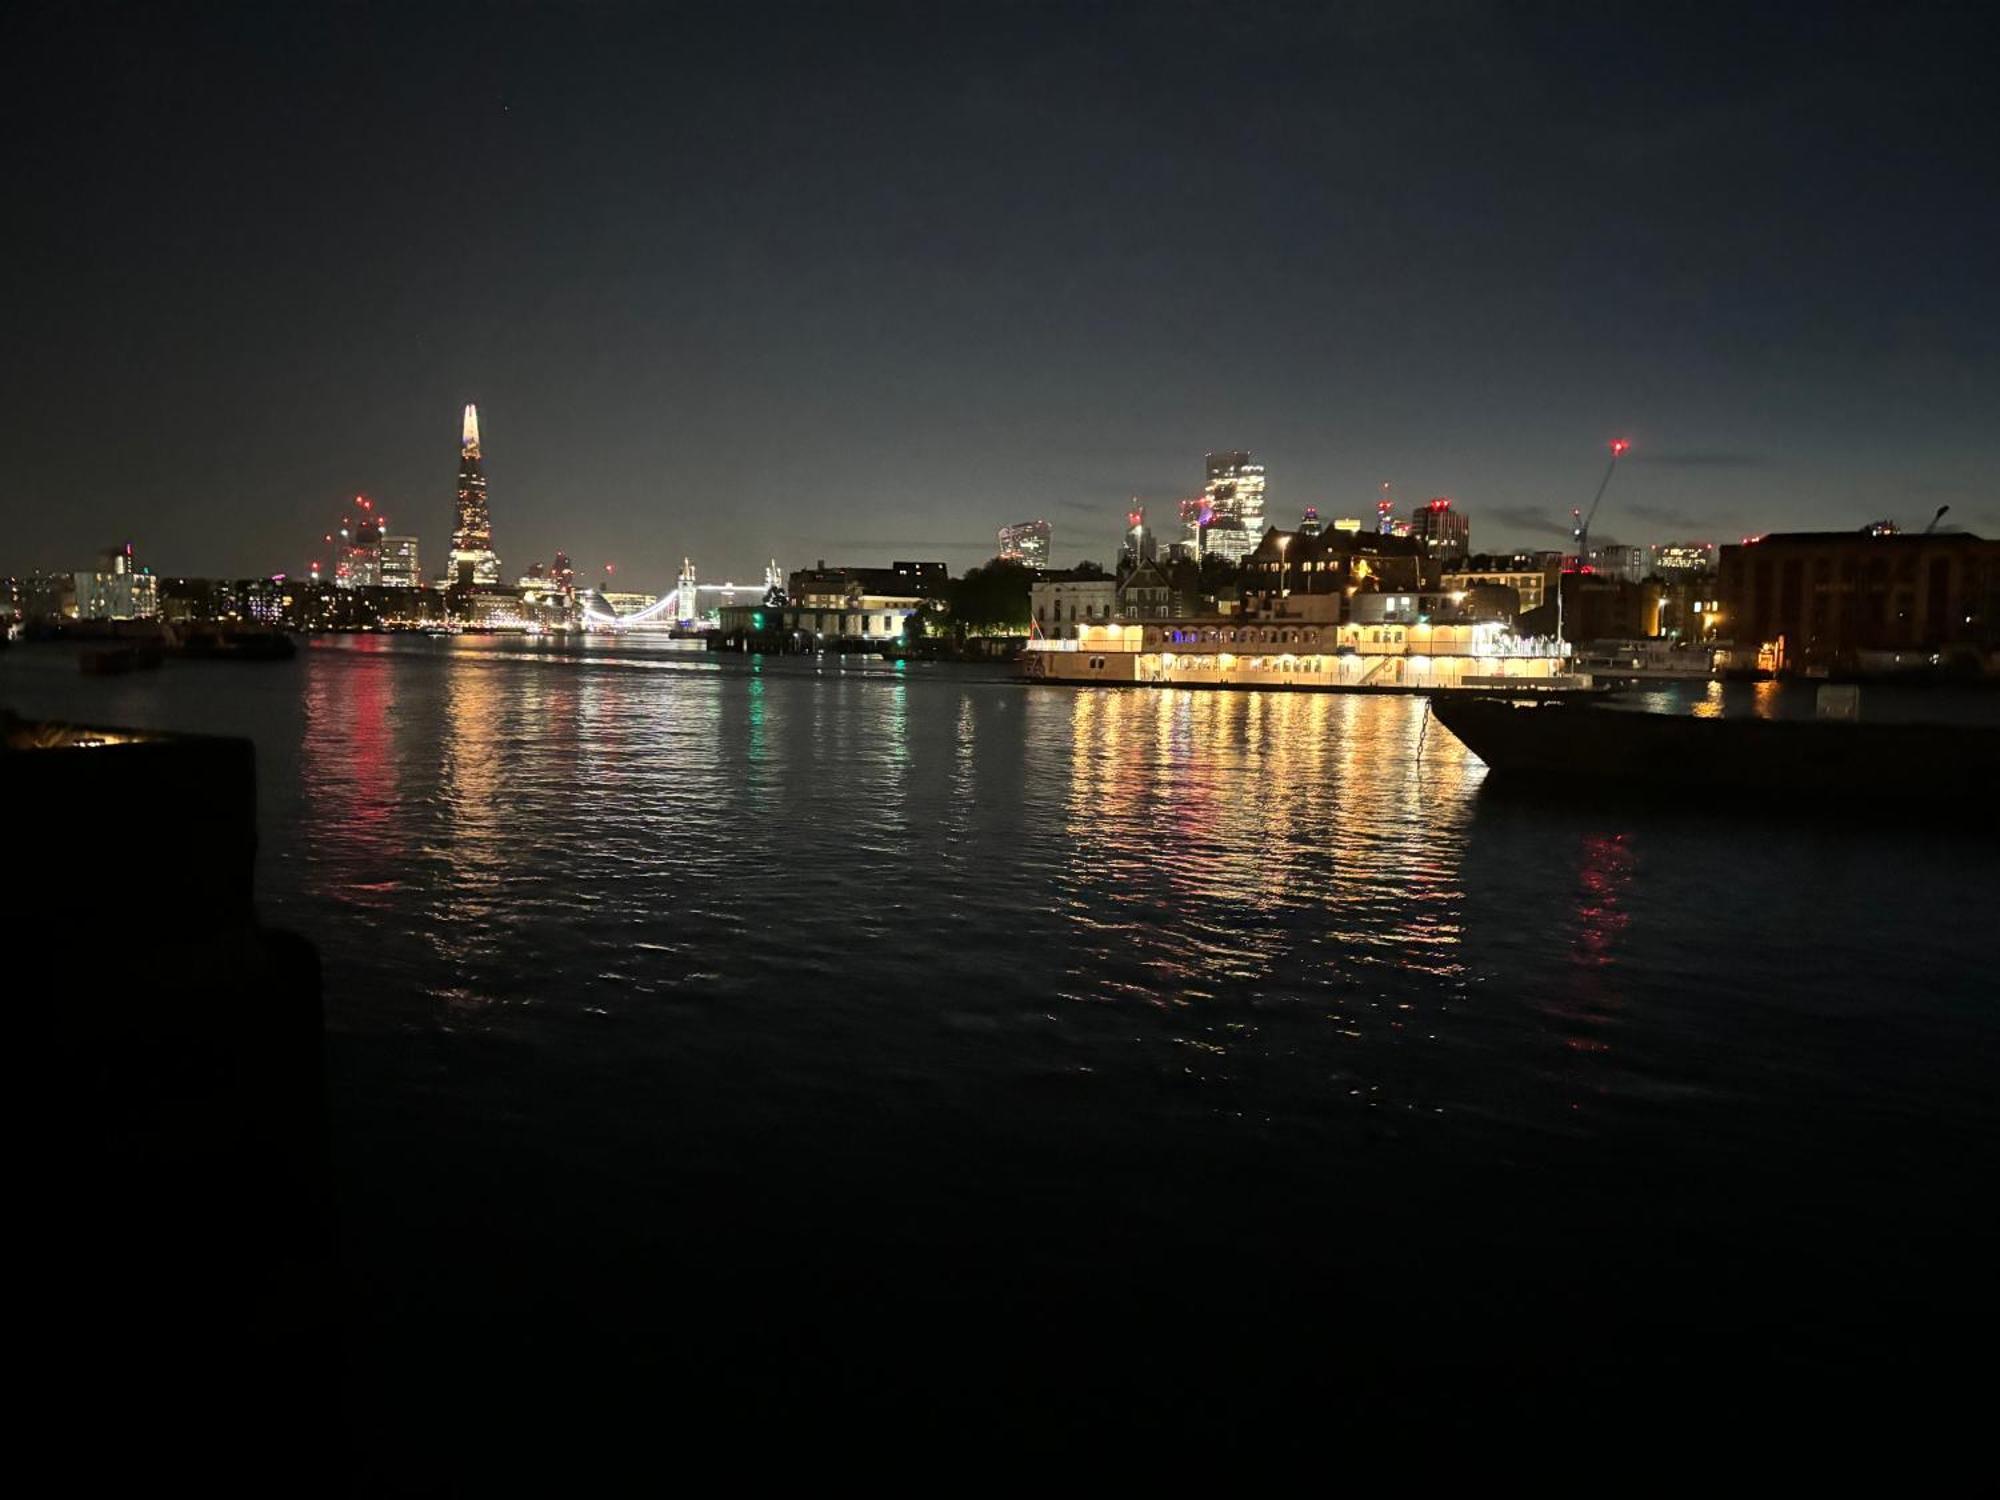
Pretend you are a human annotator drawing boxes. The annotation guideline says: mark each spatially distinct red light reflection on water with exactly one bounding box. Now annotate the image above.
[301,637,407,899]
[1572,833,1634,971]
[1550,832,1637,1067]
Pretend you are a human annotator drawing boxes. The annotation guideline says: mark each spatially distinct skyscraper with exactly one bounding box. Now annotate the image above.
[998,519,1052,569]
[380,535,422,588]
[1121,505,1156,568]
[1651,542,1716,575]
[449,404,501,586]
[1410,497,1470,563]
[1198,451,1266,562]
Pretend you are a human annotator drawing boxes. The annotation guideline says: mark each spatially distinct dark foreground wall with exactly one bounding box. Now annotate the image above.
[6,714,332,1483]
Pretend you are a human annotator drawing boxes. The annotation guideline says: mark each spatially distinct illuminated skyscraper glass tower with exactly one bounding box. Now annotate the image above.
[1196,450,1266,562]
[449,403,501,586]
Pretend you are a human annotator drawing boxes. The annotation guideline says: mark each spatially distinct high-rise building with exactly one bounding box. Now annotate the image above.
[449,404,501,586]
[344,506,382,592]
[1651,542,1716,575]
[72,543,157,619]
[1173,495,1213,560]
[348,511,383,588]
[998,520,1052,569]
[380,535,422,588]
[1592,543,1647,584]
[1198,451,1266,562]
[1122,506,1157,568]
[1298,507,1322,537]
[322,496,386,588]
[1410,498,1470,563]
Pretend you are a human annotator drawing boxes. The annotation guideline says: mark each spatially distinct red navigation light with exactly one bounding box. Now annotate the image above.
[1428,497,1450,510]
[1611,439,1631,456]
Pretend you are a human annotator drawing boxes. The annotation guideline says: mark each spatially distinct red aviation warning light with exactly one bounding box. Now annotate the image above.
[1611,439,1631,457]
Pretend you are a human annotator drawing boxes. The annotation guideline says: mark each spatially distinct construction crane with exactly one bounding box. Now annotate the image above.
[1575,438,1631,569]
[1556,438,1630,650]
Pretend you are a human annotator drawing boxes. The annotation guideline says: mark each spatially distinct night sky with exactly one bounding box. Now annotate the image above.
[5,0,1995,589]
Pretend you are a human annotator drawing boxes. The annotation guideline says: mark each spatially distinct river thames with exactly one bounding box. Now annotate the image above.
[6,635,1996,1474]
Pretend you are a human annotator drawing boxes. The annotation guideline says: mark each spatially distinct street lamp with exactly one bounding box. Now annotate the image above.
[1277,534,1292,606]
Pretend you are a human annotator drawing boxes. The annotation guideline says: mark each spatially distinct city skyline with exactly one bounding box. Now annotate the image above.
[4,2,1995,587]
[4,395,1987,595]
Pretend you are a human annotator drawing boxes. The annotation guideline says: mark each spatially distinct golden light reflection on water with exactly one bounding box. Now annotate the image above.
[432,657,510,997]
[1052,689,1484,1024]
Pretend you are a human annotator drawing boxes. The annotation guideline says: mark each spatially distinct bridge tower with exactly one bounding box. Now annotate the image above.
[676,557,698,628]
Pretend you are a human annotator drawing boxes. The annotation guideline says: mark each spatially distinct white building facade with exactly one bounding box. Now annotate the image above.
[1031,578,1118,638]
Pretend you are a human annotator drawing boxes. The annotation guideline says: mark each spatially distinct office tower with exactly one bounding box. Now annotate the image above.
[998,519,1052,569]
[449,404,502,586]
[380,535,422,588]
[1651,542,1716,574]
[1199,450,1266,562]
[1593,543,1647,584]
[74,543,156,619]
[1411,498,1470,563]
[1122,506,1156,567]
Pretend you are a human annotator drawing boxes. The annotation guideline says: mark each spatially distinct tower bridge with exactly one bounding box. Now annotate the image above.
[580,558,781,630]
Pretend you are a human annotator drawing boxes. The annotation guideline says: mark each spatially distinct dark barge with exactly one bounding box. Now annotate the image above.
[1431,694,2000,807]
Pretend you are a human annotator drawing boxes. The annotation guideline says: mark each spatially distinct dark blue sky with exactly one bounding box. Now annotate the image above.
[4,0,1994,589]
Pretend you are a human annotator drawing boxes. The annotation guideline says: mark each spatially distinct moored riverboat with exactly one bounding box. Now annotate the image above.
[1431,693,2000,806]
[1020,617,1583,693]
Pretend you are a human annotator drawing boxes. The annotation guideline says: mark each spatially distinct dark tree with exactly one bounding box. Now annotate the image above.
[946,560,1034,634]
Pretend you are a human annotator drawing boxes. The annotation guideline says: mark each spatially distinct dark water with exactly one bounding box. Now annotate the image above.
[7,636,1996,1473]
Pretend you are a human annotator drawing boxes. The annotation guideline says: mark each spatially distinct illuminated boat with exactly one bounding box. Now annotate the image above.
[1021,617,1584,692]
[1431,695,2000,805]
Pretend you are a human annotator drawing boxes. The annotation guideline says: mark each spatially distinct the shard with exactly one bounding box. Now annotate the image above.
[449,403,501,586]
